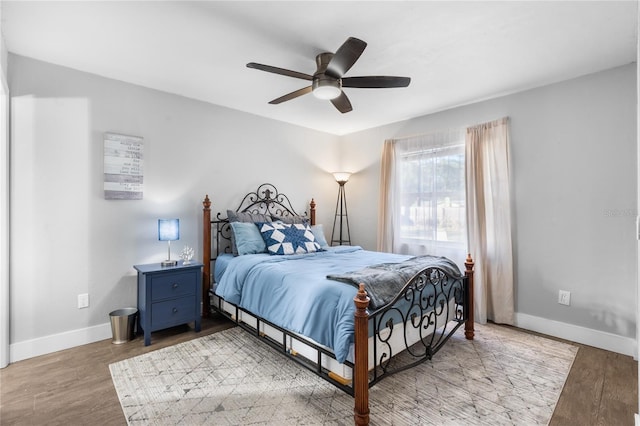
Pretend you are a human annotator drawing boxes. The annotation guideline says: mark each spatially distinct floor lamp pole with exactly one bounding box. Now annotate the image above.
[331,174,351,246]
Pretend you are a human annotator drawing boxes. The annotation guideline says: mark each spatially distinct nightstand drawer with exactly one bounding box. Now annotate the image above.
[151,270,198,301]
[151,296,196,328]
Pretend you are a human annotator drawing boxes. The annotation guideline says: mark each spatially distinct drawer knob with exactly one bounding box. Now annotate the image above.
[173,308,178,313]
[172,283,179,289]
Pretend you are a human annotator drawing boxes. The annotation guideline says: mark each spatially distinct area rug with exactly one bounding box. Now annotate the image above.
[110,323,577,425]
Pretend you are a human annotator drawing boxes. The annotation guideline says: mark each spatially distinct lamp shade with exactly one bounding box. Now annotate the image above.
[332,172,351,184]
[158,219,180,241]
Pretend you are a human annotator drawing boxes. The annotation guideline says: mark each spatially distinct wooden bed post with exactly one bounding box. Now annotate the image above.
[353,283,370,426]
[464,254,475,340]
[309,198,316,226]
[202,195,212,318]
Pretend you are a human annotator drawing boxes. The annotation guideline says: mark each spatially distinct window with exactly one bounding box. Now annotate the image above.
[389,130,466,265]
[398,144,465,246]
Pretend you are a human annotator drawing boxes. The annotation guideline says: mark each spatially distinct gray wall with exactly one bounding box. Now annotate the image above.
[341,64,637,343]
[7,53,637,360]
[8,54,338,355]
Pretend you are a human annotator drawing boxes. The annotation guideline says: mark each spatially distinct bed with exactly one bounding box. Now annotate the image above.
[201,183,475,425]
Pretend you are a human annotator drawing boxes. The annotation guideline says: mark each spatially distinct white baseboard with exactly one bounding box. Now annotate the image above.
[7,313,639,363]
[9,322,111,363]
[514,313,637,358]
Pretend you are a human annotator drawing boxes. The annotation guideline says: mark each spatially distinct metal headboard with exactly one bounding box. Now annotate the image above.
[210,183,311,259]
[201,183,316,316]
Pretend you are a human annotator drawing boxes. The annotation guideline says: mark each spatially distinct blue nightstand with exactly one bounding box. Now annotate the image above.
[133,261,203,346]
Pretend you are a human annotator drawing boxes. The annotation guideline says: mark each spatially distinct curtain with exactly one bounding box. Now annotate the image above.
[466,117,514,325]
[377,140,395,252]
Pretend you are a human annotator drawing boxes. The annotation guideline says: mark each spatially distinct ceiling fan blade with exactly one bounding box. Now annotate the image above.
[268,86,313,104]
[330,92,353,114]
[342,76,411,88]
[247,62,313,81]
[326,37,367,78]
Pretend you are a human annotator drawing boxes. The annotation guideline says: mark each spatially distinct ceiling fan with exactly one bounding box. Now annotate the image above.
[247,37,411,113]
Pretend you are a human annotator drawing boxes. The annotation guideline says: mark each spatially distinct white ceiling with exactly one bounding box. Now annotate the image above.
[2,1,638,136]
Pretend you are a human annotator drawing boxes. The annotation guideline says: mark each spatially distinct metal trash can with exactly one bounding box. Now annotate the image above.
[109,308,138,344]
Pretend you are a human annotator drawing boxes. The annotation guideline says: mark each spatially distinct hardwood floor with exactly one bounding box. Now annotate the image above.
[550,341,638,426]
[0,316,637,425]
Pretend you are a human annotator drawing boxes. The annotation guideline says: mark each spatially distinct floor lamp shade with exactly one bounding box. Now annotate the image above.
[158,219,179,266]
[332,172,351,184]
[330,172,351,246]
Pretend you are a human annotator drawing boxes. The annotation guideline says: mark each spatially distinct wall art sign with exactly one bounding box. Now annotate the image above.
[104,132,144,200]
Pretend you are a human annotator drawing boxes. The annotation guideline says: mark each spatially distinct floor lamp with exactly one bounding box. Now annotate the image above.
[330,172,352,246]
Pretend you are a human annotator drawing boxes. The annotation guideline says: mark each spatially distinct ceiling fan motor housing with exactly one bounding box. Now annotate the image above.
[312,52,342,99]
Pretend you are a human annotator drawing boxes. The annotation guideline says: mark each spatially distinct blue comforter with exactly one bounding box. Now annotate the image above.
[214,246,410,363]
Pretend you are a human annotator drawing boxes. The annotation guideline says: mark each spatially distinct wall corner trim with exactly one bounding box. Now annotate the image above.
[7,314,637,364]
[9,322,111,363]
[514,312,637,358]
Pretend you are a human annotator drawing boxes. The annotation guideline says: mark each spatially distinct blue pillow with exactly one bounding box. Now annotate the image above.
[310,224,330,249]
[230,222,266,256]
[257,222,321,255]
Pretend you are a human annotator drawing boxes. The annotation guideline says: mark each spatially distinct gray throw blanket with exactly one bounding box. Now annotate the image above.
[327,255,463,310]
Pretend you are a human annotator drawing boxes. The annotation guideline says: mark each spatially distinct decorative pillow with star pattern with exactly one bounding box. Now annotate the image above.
[256,222,322,255]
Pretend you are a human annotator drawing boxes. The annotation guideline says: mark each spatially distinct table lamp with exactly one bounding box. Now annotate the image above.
[158,218,179,267]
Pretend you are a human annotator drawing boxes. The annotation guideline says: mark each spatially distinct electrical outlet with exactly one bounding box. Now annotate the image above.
[77,293,89,309]
[558,290,571,306]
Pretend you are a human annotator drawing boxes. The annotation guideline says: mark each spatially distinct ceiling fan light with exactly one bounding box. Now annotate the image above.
[312,78,341,100]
